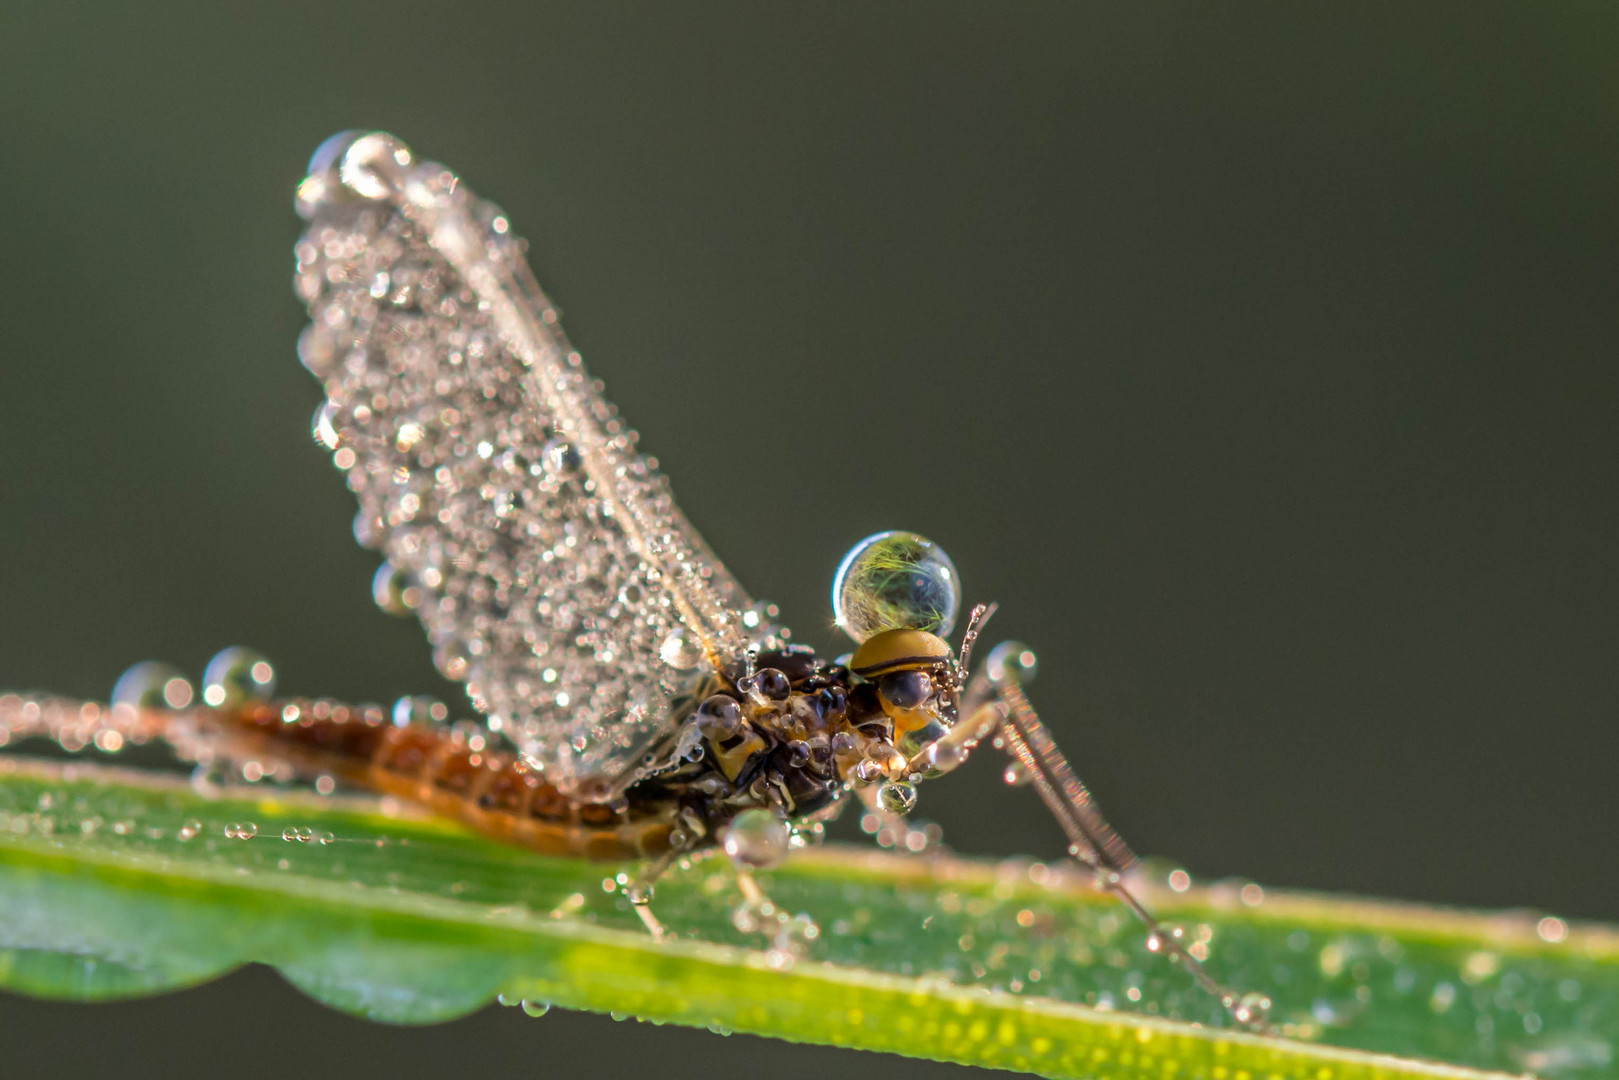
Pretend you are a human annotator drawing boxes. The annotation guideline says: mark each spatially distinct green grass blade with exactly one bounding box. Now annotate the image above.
[0,757,1611,1079]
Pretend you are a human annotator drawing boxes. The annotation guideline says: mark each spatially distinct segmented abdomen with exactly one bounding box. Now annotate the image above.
[222,700,673,860]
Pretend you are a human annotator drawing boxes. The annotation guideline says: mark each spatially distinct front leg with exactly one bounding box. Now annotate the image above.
[948,641,1273,1030]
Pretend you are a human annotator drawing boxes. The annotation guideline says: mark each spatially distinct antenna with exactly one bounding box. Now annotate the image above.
[953,602,998,693]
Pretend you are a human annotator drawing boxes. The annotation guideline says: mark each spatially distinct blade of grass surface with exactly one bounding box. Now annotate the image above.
[0,757,1610,1079]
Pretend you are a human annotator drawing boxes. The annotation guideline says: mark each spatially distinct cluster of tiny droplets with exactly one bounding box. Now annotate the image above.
[293,134,770,790]
[0,650,278,767]
[0,694,150,755]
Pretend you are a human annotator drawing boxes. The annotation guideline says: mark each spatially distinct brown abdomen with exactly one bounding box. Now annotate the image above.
[219,700,672,860]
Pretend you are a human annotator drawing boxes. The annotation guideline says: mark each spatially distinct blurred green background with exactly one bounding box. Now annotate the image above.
[1,3,1614,1078]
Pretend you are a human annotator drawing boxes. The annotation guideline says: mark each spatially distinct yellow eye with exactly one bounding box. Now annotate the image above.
[849,627,953,678]
[832,531,961,643]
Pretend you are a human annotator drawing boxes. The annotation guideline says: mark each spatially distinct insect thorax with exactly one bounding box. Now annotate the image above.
[623,646,917,849]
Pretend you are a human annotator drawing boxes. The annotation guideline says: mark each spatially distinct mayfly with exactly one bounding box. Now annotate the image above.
[1,132,1267,1027]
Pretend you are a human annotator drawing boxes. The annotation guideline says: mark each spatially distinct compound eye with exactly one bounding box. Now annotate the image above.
[832,531,961,643]
[878,669,934,711]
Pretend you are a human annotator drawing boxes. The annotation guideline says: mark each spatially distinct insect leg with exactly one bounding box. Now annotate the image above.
[625,849,679,940]
[988,667,1271,1030]
[703,860,815,963]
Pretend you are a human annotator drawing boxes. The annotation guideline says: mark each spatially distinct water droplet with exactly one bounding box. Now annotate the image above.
[432,637,471,680]
[394,421,426,452]
[372,562,421,616]
[297,323,339,378]
[392,696,444,727]
[721,808,790,870]
[610,1011,628,1022]
[520,999,551,1018]
[1002,761,1032,787]
[625,882,654,905]
[924,739,966,773]
[832,531,961,641]
[353,510,386,549]
[1430,981,1456,1013]
[311,400,342,450]
[111,661,194,710]
[541,437,583,478]
[201,646,276,708]
[224,822,258,840]
[659,630,704,670]
[1232,992,1271,1026]
[694,694,742,740]
[749,668,791,703]
[876,780,918,815]
[317,831,337,846]
[337,131,411,201]
[176,819,203,841]
[1513,1031,1613,1074]
[985,641,1038,686]
[1462,950,1500,983]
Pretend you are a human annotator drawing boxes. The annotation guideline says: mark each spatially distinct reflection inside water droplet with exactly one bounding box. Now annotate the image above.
[201,646,276,708]
[111,661,194,711]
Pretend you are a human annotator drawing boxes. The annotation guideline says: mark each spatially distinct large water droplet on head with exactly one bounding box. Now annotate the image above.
[832,531,960,643]
[111,661,194,710]
[722,808,790,869]
[201,647,276,708]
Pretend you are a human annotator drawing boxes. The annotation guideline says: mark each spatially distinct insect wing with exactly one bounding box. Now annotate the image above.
[293,132,757,792]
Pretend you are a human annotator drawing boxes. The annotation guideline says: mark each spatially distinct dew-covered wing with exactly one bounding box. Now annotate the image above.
[292,132,760,792]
